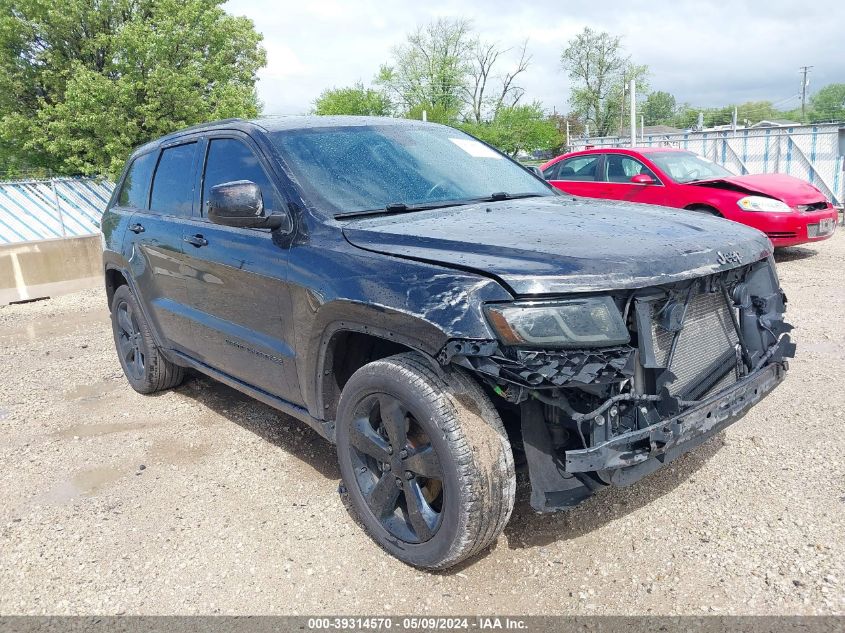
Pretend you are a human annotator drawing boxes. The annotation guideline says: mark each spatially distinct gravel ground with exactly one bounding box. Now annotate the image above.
[0,233,843,616]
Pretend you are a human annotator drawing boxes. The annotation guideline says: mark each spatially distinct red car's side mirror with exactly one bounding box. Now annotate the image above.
[630,173,656,185]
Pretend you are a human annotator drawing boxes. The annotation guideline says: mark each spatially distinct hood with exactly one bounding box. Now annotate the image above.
[690,173,826,206]
[342,197,773,295]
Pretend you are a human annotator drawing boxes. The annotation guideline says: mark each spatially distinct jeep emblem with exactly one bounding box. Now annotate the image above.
[717,251,743,265]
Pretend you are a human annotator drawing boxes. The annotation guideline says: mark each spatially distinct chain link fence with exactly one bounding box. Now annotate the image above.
[0,177,115,245]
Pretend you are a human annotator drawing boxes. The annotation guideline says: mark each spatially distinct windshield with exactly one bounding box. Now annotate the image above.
[269,124,552,215]
[648,151,734,183]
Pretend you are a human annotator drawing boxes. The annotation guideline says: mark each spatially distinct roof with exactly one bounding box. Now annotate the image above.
[250,115,427,132]
[750,119,800,128]
[129,115,433,158]
[561,147,688,156]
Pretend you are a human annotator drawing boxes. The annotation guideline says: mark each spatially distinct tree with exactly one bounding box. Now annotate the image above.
[377,18,473,123]
[0,0,266,177]
[809,84,845,122]
[560,27,649,136]
[464,39,531,123]
[313,82,390,116]
[642,91,676,125]
[377,18,532,124]
[460,103,561,157]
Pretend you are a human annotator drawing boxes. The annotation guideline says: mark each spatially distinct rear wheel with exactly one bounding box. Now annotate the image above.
[336,352,515,569]
[110,285,184,394]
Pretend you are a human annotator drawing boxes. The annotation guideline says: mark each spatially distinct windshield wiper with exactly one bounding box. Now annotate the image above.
[334,199,473,219]
[476,192,548,202]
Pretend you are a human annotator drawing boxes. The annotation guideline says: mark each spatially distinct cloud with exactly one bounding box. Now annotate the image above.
[225,0,845,115]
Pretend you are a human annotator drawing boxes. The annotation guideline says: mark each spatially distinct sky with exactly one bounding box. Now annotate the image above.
[224,0,845,117]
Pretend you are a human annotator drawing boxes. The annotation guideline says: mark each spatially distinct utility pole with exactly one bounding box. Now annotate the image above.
[619,73,626,137]
[630,79,637,148]
[565,120,570,150]
[800,66,813,123]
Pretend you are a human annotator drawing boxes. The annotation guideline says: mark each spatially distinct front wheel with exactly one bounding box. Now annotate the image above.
[336,352,515,569]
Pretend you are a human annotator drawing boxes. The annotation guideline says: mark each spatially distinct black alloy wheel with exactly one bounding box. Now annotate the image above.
[347,393,444,543]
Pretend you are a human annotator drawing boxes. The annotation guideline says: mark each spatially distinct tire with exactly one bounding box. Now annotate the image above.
[110,284,184,394]
[336,352,515,569]
[687,205,721,217]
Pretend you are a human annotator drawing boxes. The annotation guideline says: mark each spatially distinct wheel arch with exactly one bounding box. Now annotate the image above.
[684,203,723,216]
[102,255,171,355]
[314,320,447,429]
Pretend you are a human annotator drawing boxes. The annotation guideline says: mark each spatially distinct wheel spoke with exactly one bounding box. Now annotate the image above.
[404,479,438,541]
[134,350,144,374]
[117,334,133,358]
[122,344,135,366]
[117,308,133,334]
[350,417,391,463]
[378,395,407,449]
[403,444,442,479]
[366,472,401,518]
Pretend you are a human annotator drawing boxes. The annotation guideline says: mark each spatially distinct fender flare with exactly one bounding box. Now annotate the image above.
[307,311,450,423]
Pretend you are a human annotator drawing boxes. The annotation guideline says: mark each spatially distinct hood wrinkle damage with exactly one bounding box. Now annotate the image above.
[343,196,772,295]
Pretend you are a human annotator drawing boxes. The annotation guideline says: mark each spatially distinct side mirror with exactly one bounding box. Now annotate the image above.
[207,180,291,231]
[528,165,545,179]
[630,173,656,185]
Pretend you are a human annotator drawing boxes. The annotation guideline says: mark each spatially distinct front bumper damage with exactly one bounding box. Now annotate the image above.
[440,257,796,513]
[520,346,788,512]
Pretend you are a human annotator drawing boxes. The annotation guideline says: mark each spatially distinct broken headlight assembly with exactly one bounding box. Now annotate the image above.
[484,296,630,348]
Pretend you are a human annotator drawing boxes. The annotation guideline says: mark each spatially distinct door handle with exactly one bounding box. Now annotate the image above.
[183,234,208,247]
[128,223,145,234]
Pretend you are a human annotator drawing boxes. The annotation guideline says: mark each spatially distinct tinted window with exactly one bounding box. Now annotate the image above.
[604,155,658,183]
[117,152,157,208]
[150,143,196,216]
[270,125,552,214]
[202,138,279,215]
[555,155,600,181]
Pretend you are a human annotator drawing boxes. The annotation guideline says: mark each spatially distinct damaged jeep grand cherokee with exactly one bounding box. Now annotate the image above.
[102,116,794,570]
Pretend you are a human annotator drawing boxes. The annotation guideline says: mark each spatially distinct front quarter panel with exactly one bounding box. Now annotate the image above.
[288,217,512,418]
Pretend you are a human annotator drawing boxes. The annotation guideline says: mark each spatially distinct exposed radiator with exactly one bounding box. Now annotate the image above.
[652,290,739,398]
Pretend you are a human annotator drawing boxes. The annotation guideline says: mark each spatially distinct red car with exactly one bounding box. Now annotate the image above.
[540,148,838,247]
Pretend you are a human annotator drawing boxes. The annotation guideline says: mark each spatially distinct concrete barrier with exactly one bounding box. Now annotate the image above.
[0,234,103,305]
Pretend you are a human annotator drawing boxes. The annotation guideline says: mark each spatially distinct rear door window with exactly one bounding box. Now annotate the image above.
[150,143,197,216]
[117,152,157,209]
[603,154,659,183]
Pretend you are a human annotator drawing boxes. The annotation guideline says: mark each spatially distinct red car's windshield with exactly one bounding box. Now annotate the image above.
[648,151,734,183]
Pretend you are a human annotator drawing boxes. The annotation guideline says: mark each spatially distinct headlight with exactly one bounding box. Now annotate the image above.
[484,297,630,348]
[737,196,791,213]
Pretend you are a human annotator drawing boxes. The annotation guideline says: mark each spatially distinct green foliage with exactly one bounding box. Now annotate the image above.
[561,27,649,136]
[642,91,676,125]
[459,103,561,157]
[0,0,266,177]
[809,83,845,122]
[313,82,391,116]
[376,18,473,123]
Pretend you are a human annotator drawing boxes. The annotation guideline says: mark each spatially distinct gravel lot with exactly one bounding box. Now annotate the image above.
[1,233,843,616]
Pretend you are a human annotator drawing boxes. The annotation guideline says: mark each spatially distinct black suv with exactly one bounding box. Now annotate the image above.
[102,116,794,569]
